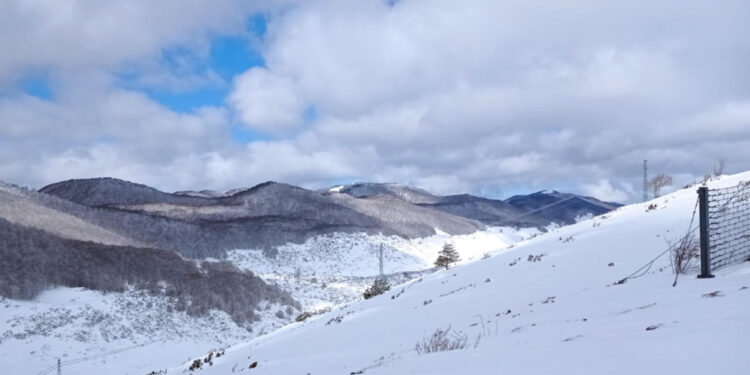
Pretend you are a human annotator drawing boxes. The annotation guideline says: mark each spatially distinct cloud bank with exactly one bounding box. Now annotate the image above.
[1,0,749,202]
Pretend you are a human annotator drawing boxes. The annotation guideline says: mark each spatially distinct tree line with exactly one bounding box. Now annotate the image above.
[0,218,299,326]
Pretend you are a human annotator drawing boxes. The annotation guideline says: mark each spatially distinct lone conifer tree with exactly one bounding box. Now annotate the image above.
[435,243,460,269]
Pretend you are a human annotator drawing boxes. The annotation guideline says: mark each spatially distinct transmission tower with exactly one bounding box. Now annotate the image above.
[643,159,648,202]
[378,243,384,277]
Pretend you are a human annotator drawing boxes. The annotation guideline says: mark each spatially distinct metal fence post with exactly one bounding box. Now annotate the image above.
[697,187,714,278]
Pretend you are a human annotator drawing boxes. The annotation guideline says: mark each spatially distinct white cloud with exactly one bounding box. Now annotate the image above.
[229,67,305,131]
[2,0,750,202]
[581,179,634,203]
[0,1,268,83]
[223,0,750,201]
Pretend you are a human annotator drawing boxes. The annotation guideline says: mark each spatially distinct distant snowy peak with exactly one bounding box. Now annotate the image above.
[328,185,345,193]
[326,182,443,204]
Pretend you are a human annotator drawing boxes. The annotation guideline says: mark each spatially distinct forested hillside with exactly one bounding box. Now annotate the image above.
[0,218,299,326]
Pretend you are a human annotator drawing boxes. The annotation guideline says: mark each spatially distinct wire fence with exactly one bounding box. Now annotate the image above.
[699,181,750,276]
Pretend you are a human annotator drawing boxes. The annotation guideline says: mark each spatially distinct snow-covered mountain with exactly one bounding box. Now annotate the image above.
[327,182,442,204]
[0,216,299,375]
[39,178,618,252]
[38,179,486,255]
[161,172,750,375]
[504,189,621,225]
[0,221,537,375]
[0,181,143,247]
[330,182,621,227]
[0,177,622,374]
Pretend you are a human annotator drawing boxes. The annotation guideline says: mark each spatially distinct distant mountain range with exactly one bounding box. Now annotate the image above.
[37,178,620,247]
[0,177,619,304]
[326,182,620,227]
[0,181,297,328]
[0,177,623,261]
[36,178,620,251]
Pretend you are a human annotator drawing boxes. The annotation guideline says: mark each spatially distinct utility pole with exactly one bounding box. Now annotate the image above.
[643,159,648,202]
[57,358,61,375]
[378,244,384,277]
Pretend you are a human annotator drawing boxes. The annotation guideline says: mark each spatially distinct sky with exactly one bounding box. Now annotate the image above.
[1,0,749,203]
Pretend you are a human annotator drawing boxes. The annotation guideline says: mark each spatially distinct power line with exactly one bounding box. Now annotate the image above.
[505,195,579,222]
[36,341,157,375]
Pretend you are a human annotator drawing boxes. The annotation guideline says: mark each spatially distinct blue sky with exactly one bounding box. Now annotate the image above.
[140,15,270,144]
[21,75,55,101]
[145,17,268,114]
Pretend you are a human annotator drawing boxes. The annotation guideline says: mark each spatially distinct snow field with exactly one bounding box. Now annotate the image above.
[167,172,750,375]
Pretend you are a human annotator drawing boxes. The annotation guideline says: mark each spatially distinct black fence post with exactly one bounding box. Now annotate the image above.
[697,187,714,278]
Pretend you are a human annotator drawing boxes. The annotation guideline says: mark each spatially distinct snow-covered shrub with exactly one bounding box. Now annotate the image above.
[189,359,202,371]
[415,326,467,355]
[295,307,331,322]
[295,311,313,322]
[363,277,391,300]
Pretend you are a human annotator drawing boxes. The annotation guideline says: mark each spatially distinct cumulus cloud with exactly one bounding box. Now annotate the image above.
[581,179,634,203]
[0,1,269,82]
[229,68,306,131]
[1,0,750,202]
[225,0,750,201]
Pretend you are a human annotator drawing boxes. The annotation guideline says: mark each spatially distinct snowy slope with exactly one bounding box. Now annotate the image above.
[165,172,750,375]
[0,287,296,375]
[0,182,143,247]
[228,227,539,310]
[0,224,537,375]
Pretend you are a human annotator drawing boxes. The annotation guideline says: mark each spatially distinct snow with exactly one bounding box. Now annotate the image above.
[227,227,538,310]
[0,287,290,375]
[163,172,750,375]
[1,224,537,374]
[329,185,345,193]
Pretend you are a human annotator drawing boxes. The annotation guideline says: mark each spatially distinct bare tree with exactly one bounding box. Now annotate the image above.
[714,159,726,176]
[669,233,699,287]
[649,174,673,198]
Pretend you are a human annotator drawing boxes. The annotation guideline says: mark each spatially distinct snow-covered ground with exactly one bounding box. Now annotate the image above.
[0,288,291,375]
[164,172,750,375]
[227,227,539,309]
[1,223,538,374]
